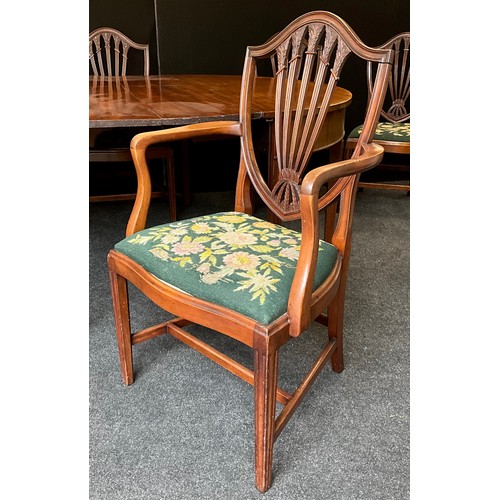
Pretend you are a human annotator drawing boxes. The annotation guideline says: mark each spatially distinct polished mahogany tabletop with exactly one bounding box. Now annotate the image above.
[89,74,352,129]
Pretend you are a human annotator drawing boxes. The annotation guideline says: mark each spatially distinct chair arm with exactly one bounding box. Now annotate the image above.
[126,121,242,236]
[300,142,384,196]
[287,142,384,337]
[130,120,242,151]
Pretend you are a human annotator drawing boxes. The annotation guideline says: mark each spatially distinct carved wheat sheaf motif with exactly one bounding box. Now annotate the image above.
[378,34,410,123]
[271,23,351,214]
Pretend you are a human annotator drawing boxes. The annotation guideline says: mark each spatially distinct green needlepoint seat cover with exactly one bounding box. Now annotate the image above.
[349,122,410,142]
[114,212,339,325]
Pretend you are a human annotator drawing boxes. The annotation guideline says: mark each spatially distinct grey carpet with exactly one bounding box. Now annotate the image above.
[89,189,409,499]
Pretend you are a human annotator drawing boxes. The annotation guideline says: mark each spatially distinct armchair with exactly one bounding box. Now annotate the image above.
[108,11,392,492]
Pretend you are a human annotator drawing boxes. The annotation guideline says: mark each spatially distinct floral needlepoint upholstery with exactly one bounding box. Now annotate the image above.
[115,212,339,324]
[349,122,410,142]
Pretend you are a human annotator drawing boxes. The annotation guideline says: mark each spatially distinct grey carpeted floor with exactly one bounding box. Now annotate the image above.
[89,189,409,499]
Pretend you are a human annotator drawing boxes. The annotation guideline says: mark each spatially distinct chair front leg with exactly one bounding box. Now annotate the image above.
[109,269,134,385]
[253,333,278,493]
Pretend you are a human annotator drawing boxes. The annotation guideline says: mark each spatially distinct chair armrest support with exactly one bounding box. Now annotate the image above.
[288,142,384,337]
[126,121,242,236]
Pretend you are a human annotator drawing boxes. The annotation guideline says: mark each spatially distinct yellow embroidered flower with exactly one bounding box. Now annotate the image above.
[235,269,280,304]
[129,234,153,245]
[191,222,212,234]
[223,252,261,270]
[260,255,284,274]
[374,122,410,137]
[216,215,247,223]
[253,221,276,229]
[170,228,189,236]
[161,233,180,244]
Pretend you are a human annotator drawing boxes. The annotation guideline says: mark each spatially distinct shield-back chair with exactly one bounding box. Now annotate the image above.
[345,32,410,191]
[107,11,393,492]
[89,27,178,220]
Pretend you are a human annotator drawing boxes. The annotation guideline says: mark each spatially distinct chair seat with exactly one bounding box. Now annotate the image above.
[349,121,410,142]
[115,212,339,324]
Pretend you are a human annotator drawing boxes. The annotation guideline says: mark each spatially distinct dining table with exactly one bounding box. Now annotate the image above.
[90,74,351,129]
[89,74,352,209]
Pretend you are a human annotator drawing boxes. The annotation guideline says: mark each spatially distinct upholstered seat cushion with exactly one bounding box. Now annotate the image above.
[349,121,410,142]
[115,212,339,325]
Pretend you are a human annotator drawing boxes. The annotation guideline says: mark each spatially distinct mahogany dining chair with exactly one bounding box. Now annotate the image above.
[89,27,178,220]
[107,11,393,492]
[345,32,410,191]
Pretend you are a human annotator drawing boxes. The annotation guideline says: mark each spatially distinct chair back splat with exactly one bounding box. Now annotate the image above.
[89,26,150,76]
[368,32,410,124]
[107,11,393,493]
[346,32,410,191]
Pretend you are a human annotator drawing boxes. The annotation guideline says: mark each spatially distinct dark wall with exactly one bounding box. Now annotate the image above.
[90,0,159,74]
[154,1,409,75]
[89,1,409,67]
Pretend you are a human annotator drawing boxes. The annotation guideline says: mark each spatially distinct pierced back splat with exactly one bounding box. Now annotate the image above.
[89,27,150,77]
[240,21,352,221]
[368,33,410,124]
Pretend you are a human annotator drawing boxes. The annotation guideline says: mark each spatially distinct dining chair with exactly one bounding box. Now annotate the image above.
[344,32,410,192]
[107,11,393,492]
[89,27,178,220]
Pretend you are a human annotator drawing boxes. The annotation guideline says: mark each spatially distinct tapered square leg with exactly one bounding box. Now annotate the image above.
[109,269,134,385]
[253,335,278,493]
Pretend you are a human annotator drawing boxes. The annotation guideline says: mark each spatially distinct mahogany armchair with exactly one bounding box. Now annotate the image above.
[108,11,393,492]
[89,27,177,220]
[345,32,410,191]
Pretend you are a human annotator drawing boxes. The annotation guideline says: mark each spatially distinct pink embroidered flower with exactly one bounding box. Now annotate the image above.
[201,272,225,284]
[218,231,258,247]
[279,247,300,260]
[267,239,281,247]
[196,263,211,274]
[223,252,261,270]
[172,241,205,256]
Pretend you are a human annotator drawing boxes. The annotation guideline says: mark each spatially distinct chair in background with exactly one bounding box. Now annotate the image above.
[89,27,177,220]
[344,32,410,192]
[107,11,393,492]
